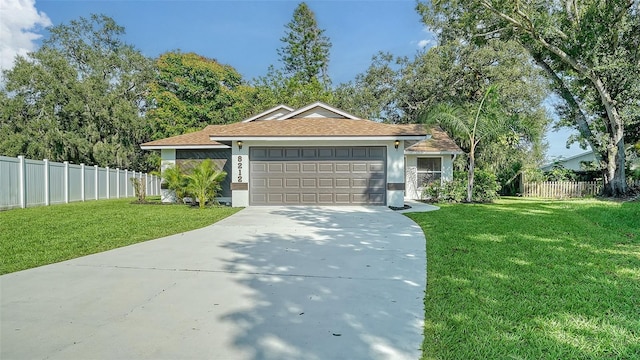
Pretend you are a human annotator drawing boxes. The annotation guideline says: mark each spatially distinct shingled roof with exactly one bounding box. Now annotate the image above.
[141,118,428,148]
[405,126,463,153]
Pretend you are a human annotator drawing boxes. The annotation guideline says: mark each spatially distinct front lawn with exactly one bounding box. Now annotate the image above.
[408,198,640,360]
[0,198,241,274]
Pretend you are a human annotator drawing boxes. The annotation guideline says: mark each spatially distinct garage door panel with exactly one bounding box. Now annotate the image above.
[250,147,386,205]
[301,193,317,203]
[302,163,317,172]
[285,163,300,172]
[352,163,367,172]
[318,178,333,188]
[335,178,350,188]
[285,178,300,188]
[268,178,283,188]
[302,178,317,188]
[352,178,368,188]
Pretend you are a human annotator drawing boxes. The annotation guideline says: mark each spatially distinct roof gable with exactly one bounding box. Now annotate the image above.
[242,104,294,123]
[278,102,360,120]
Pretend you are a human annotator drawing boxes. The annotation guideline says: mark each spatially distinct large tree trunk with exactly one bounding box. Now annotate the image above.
[602,122,628,196]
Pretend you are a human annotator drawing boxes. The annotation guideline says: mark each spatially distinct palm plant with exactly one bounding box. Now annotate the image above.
[422,86,509,202]
[184,159,226,209]
[160,165,188,202]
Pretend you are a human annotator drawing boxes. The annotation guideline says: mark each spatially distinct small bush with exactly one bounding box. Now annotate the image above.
[472,169,500,202]
[130,177,146,202]
[422,173,466,203]
[422,170,500,203]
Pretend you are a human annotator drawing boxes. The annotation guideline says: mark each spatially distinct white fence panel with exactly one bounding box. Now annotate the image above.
[0,156,160,210]
[84,166,96,201]
[49,162,66,204]
[69,164,82,202]
[0,156,20,209]
[25,159,45,207]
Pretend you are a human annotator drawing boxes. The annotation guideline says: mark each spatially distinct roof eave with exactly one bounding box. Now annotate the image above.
[140,144,230,150]
[209,135,427,141]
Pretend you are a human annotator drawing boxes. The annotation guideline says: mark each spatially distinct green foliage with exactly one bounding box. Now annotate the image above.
[277,2,331,86]
[472,169,500,202]
[546,165,578,182]
[422,86,511,202]
[252,2,333,109]
[185,159,227,209]
[129,177,146,202]
[423,170,500,203]
[417,0,639,196]
[408,199,640,359]
[253,66,334,109]
[162,160,226,208]
[0,198,240,274]
[160,165,188,202]
[0,14,154,171]
[146,52,258,140]
[422,176,466,203]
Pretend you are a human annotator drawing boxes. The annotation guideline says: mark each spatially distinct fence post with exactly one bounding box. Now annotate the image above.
[145,173,148,195]
[64,161,69,203]
[18,155,26,208]
[106,166,110,199]
[44,159,50,206]
[81,164,85,201]
[94,165,99,200]
[124,169,129,197]
[116,168,120,198]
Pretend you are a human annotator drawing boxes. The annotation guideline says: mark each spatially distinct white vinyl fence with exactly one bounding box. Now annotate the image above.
[0,156,160,210]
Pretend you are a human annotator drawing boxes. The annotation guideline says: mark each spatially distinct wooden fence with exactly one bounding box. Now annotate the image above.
[522,180,640,198]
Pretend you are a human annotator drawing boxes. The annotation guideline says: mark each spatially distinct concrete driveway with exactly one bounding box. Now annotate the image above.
[1,206,426,360]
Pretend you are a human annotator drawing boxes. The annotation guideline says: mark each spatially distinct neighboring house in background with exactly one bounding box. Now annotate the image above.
[141,102,462,207]
[541,151,597,172]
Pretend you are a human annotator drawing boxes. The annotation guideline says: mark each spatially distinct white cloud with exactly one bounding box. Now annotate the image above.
[417,39,432,48]
[0,0,51,70]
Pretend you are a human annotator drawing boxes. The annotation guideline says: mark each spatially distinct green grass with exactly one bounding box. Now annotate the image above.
[408,198,640,360]
[0,198,241,274]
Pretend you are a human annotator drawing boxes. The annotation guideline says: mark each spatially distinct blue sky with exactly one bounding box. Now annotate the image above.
[1,0,584,159]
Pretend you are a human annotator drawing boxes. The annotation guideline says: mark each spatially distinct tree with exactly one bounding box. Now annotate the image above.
[423,86,511,202]
[146,52,258,140]
[277,2,332,87]
[0,14,155,170]
[334,52,406,122]
[253,65,334,109]
[417,0,640,196]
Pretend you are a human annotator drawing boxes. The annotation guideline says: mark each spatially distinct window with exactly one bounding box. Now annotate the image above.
[417,158,442,187]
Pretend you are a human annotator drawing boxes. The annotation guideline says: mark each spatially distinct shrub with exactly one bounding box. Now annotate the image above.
[422,170,500,203]
[161,160,226,208]
[472,169,501,202]
[130,177,146,202]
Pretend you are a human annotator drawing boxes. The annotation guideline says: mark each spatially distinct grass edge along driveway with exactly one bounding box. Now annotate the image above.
[408,198,640,360]
[0,198,241,274]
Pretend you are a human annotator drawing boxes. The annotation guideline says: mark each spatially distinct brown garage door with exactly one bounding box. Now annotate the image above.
[250,146,386,205]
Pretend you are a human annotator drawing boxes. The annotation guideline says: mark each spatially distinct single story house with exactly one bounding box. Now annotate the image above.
[141,102,462,207]
[540,151,597,172]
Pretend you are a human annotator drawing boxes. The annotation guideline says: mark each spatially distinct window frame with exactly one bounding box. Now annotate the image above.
[416,156,443,188]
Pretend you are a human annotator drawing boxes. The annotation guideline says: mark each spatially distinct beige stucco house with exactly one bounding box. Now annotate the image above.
[141,102,462,207]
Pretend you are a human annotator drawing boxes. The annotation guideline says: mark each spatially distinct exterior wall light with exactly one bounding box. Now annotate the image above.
[394,140,400,149]
[237,140,243,150]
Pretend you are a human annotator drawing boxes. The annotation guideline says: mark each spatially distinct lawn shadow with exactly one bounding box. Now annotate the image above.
[216,206,426,360]
[411,199,640,359]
